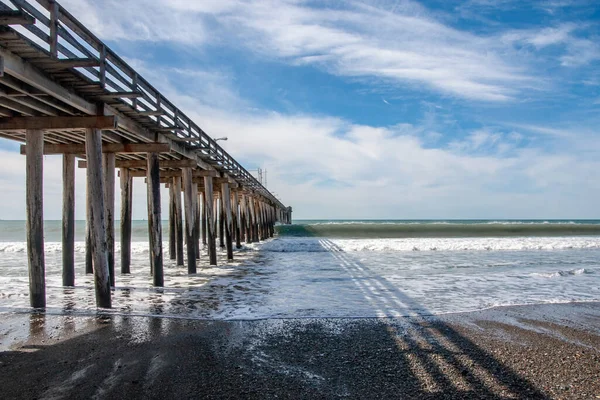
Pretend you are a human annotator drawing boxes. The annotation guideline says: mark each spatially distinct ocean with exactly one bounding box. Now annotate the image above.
[0,219,599,319]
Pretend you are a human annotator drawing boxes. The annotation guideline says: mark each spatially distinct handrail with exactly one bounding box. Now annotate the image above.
[1,0,285,208]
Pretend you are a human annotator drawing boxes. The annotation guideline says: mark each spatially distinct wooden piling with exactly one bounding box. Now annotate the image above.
[62,154,75,286]
[193,183,200,259]
[120,168,132,274]
[173,176,184,266]
[146,152,163,287]
[204,176,217,266]
[201,191,207,246]
[26,129,45,308]
[233,190,242,249]
[103,152,115,287]
[182,167,196,273]
[168,182,176,260]
[85,128,111,308]
[85,187,93,274]
[219,195,225,248]
[243,195,251,244]
[221,182,234,260]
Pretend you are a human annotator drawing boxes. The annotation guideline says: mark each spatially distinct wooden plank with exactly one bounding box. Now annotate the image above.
[97,91,143,99]
[26,129,45,308]
[173,176,184,266]
[43,58,101,69]
[120,168,132,274]
[103,152,115,287]
[137,110,163,116]
[204,176,217,266]
[78,158,197,169]
[62,154,75,286]
[0,48,97,114]
[154,127,185,132]
[0,116,118,130]
[20,142,170,155]
[182,167,196,273]
[0,10,35,25]
[126,168,218,178]
[85,128,111,308]
[147,152,164,286]
[221,182,234,260]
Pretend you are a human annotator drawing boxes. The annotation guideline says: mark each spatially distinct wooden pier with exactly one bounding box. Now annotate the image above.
[0,0,292,308]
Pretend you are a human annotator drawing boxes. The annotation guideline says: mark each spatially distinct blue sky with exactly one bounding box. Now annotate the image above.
[1,0,600,219]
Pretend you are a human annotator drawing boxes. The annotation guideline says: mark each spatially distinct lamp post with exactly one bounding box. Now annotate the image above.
[213,137,228,143]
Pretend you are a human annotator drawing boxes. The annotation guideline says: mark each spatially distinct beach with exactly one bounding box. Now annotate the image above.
[1,302,599,399]
[1,220,600,398]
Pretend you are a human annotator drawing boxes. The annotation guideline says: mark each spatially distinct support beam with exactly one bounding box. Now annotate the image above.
[120,168,132,274]
[195,189,201,259]
[173,176,184,266]
[43,58,101,70]
[201,191,207,246]
[169,182,176,260]
[125,168,218,178]
[192,182,199,260]
[20,142,170,155]
[182,167,196,273]
[243,195,251,244]
[204,176,217,266]
[97,91,143,100]
[62,154,75,287]
[0,10,35,26]
[0,115,117,130]
[85,128,111,308]
[78,158,197,169]
[221,182,234,260]
[233,190,242,249]
[103,153,115,287]
[85,184,93,274]
[219,195,225,248]
[146,152,164,287]
[26,129,45,308]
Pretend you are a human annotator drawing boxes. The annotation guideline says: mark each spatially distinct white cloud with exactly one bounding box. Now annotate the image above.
[56,0,534,102]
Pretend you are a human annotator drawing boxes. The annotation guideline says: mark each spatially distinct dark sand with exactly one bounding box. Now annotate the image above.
[1,302,599,399]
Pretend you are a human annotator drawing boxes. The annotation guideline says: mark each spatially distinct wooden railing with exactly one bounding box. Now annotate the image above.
[0,0,284,208]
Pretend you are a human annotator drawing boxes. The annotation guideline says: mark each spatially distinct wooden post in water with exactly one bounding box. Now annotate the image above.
[120,168,132,274]
[233,190,242,249]
[26,129,45,308]
[62,154,75,286]
[243,194,251,244]
[85,128,111,308]
[85,187,93,274]
[168,182,176,260]
[103,153,115,287]
[201,191,207,246]
[146,152,163,286]
[204,176,217,265]
[182,167,196,273]
[192,183,200,259]
[218,194,225,248]
[248,196,256,242]
[221,182,234,260]
[173,176,184,266]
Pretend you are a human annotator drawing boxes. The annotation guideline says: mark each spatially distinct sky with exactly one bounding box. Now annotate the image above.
[1,0,600,220]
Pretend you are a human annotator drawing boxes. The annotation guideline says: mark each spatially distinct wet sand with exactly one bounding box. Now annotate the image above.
[0,302,599,399]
